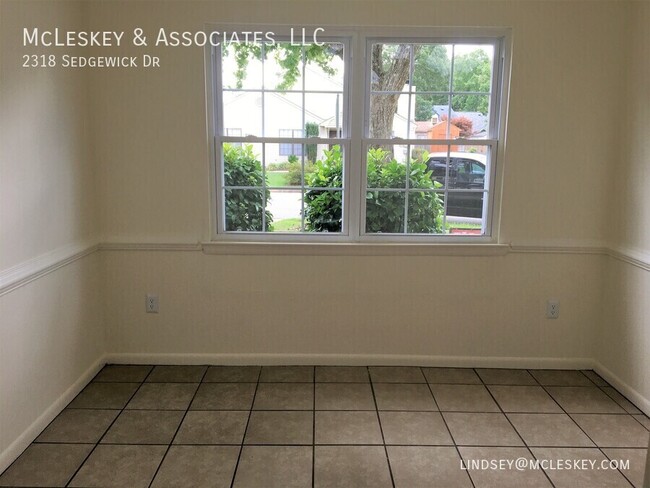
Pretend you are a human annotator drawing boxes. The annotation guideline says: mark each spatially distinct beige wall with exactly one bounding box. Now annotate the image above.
[597,1,650,413]
[87,1,629,364]
[0,0,104,471]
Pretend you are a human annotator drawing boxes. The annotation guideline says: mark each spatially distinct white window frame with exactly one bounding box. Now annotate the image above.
[205,24,511,244]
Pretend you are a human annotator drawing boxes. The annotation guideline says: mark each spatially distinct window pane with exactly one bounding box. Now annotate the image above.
[369,94,412,139]
[268,189,303,232]
[452,44,493,93]
[304,42,345,91]
[446,146,488,191]
[365,190,405,233]
[366,145,407,189]
[222,143,264,187]
[265,92,302,138]
[412,44,451,93]
[224,188,267,232]
[265,143,303,188]
[221,44,263,90]
[445,191,485,222]
[414,94,449,135]
[304,190,343,233]
[308,144,343,188]
[305,93,344,138]
[407,190,445,234]
[264,43,303,90]
[371,44,411,92]
[409,149,441,190]
[223,91,263,137]
[451,94,490,139]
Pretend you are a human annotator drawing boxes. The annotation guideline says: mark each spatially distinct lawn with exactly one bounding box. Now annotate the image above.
[266,171,290,187]
[271,218,302,231]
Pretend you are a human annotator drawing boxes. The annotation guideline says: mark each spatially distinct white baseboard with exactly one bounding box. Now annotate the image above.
[105,352,593,370]
[0,357,106,474]
[593,360,650,417]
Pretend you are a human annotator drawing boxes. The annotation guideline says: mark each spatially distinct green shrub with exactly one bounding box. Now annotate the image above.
[304,145,444,234]
[287,159,315,186]
[223,143,273,231]
[304,146,343,232]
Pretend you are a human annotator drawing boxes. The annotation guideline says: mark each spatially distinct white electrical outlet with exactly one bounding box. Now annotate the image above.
[146,294,159,313]
[546,300,560,319]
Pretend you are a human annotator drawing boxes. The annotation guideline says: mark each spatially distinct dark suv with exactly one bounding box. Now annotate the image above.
[425,152,487,218]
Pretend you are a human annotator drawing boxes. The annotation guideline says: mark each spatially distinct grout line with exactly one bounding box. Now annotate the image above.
[228,366,262,488]
[421,366,476,488]
[527,369,636,488]
[146,366,209,488]
[478,368,557,488]
[64,364,155,488]
[367,366,396,488]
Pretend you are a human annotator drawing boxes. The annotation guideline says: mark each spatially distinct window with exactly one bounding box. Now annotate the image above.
[209,27,509,241]
[279,129,304,156]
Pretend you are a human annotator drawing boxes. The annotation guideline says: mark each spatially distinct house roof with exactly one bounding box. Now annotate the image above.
[432,105,488,136]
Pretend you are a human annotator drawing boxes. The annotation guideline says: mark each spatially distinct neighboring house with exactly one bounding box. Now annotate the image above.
[432,105,489,137]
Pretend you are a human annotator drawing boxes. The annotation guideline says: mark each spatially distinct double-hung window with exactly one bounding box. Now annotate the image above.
[209,26,509,241]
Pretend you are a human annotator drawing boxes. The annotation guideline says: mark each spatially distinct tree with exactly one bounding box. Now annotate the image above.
[411,44,450,121]
[450,50,491,114]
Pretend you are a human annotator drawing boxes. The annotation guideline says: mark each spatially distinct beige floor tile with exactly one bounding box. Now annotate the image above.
[507,413,594,447]
[571,414,650,447]
[380,411,453,445]
[174,411,248,444]
[315,411,383,444]
[253,383,313,410]
[315,366,369,383]
[93,365,152,382]
[602,448,648,488]
[0,444,93,487]
[35,409,119,443]
[245,411,313,444]
[546,387,626,414]
[531,447,632,487]
[529,370,594,386]
[581,370,609,387]
[373,384,437,411]
[459,446,553,487]
[388,446,473,487]
[233,446,312,488]
[102,410,184,444]
[146,365,207,383]
[68,382,140,409]
[444,412,524,446]
[203,366,260,382]
[369,366,425,383]
[423,368,482,384]
[259,366,314,382]
[633,415,650,430]
[69,445,167,488]
[315,383,375,410]
[150,446,239,488]
[477,369,537,385]
[601,387,643,414]
[314,446,392,487]
[126,383,198,410]
[489,386,562,413]
[431,384,500,412]
[191,383,256,410]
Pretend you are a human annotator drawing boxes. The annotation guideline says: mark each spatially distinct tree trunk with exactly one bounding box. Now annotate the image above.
[369,44,420,152]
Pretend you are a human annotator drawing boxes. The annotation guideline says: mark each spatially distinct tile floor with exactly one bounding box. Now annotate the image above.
[0,365,648,488]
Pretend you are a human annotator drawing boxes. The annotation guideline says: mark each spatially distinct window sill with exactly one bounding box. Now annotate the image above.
[201,241,510,256]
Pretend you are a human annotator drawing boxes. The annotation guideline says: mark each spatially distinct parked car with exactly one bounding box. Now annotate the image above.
[425,152,487,218]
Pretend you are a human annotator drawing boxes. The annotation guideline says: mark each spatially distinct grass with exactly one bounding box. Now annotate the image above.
[446,221,482,230]
[266,171,290,187]
[271,218,302,232]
